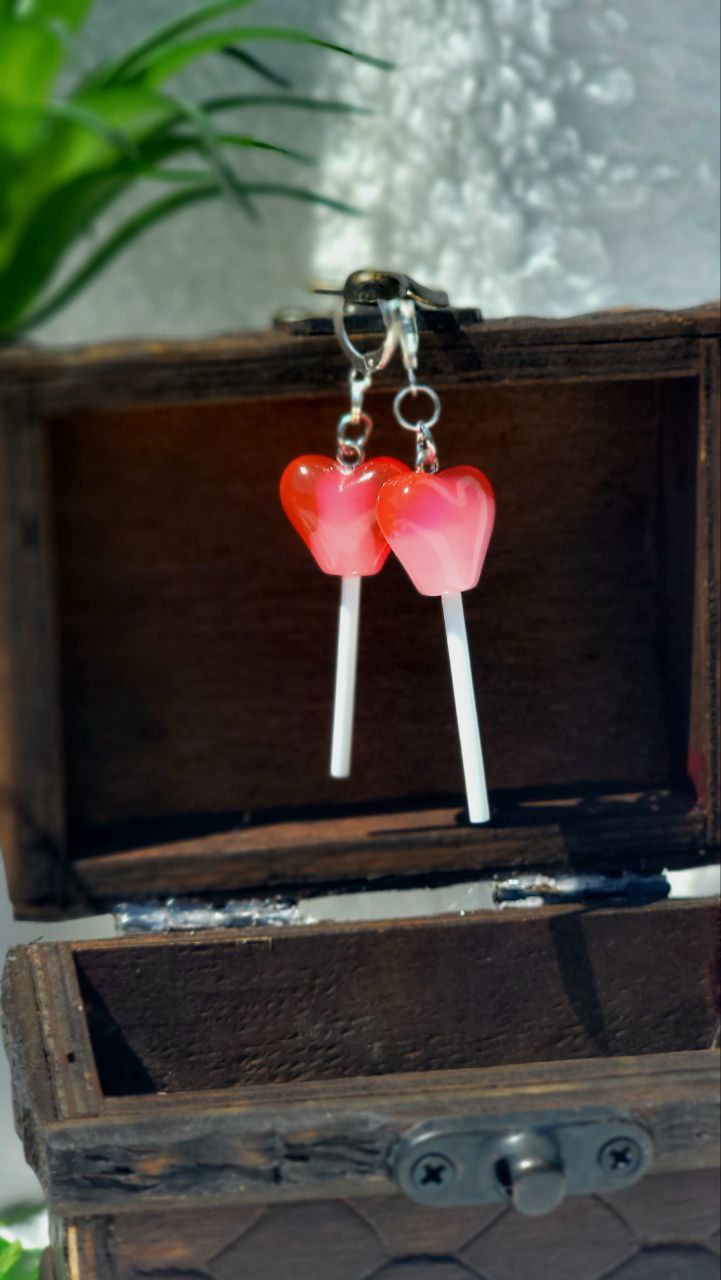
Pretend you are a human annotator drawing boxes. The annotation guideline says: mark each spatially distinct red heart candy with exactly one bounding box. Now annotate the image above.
[376,466,495,596]
[280,455,409,576]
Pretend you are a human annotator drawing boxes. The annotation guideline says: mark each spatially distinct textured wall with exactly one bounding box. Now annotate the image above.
[35,0,720,345]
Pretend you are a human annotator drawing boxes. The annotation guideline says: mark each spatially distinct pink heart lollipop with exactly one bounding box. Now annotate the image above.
[375,465,495,596]
[281,453,408,779]
[281,455,409,576]
[377,463,495,824]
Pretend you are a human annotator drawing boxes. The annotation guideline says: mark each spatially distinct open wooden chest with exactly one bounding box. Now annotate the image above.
[1,304,719,1280]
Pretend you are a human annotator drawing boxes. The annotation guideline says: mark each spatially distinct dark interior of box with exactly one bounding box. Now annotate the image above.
[74,900,719,1097]
[49,374,700,880]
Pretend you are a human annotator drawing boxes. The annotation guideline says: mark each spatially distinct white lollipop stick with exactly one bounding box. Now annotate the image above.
[330,575,362,778]
[441,590,490,824]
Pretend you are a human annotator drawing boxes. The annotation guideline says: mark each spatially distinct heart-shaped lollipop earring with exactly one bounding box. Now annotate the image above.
[281,370,407,778]
[377,381,496,823]
[281,269,452,782]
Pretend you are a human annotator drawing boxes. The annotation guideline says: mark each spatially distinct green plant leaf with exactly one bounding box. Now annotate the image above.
[0,1238,23,1276]
[112,27,394,89]
[235,181,360,214]
[220,46,291,88]
[202,93,370,116]
[15,180,222,333]
[5,84,189,220]
[1,0,381,336]
[69,83,180,137]
[149,129,311,166]
[9,98,138,155]
[4,1247,43,1280]
[0,168,128,328]
[0,1207,44,1229]
[83,0,256,88]
[0,1236,41,1280]
[0,87,173,269]
[0,13,65,105]
[11,0,93,30]
[9,178,359,337]
[164,94,259,218]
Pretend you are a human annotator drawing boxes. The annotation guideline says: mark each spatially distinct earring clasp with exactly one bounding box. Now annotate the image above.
[315,269,450,378]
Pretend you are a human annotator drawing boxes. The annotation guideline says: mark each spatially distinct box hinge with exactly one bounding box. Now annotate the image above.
[112,896,309,935]
[393,1111,653,1216]
[273,305,483,337]
[112,870,671,934]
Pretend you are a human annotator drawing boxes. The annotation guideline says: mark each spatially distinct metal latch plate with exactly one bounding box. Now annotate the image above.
[393,1110,653,1215]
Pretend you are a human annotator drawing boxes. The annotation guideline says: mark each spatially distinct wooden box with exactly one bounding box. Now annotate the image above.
[1,305,719,1280]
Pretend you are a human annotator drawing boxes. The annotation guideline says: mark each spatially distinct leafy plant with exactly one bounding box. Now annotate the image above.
[0,0,390,339]
[0,1231,42,1280]
[1,1204,47,1279]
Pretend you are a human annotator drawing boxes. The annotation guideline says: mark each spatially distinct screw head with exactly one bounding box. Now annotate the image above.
[411,1152,456,1192]
[598,1137,643,1178]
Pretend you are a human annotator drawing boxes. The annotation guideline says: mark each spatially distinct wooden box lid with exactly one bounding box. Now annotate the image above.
[0,304,719,919]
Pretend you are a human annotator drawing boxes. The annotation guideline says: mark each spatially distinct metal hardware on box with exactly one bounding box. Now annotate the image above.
[313,268,451,310]
[494,869,671,907]
[274,305,483,337]
[393,1111,654,1216]
[112,897,308,935]
[112,869,672,934]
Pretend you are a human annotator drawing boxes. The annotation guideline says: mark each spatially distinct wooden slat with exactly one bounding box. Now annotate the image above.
[0,945,58,1192]
[28,946,104,1120]
[0,386,67,909]
[12,333,712,413]
[70,798,708,904]
[40,1050,719,1212]
[96,1047,721,1116]
[48,1215,113,1280]
[0,307,718,413]
[68,900,720,1099]
[689,339,721,843]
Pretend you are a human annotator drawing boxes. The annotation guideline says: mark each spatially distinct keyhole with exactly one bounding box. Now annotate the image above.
[495,1157,513,1198]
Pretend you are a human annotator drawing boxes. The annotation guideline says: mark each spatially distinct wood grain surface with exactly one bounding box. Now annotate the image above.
[50,379,688,830]
[0,385,66,910]
[33,1047,721,1212]
[70,900,720,1096]
[1,304,718,407]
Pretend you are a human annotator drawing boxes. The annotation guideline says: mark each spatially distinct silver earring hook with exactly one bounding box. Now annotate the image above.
[319,269,450,470]
[315,269,449,379]
[379,297,420,383]
[333,308,396,377]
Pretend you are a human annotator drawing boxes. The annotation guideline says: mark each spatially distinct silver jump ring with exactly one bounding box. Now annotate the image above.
[337,410,373,468]
[393,383,441,433]
[337,440,363,468]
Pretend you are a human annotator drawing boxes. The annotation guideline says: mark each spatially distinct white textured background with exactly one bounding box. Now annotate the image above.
[35,0,721,344]
[2,0,720,1209]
